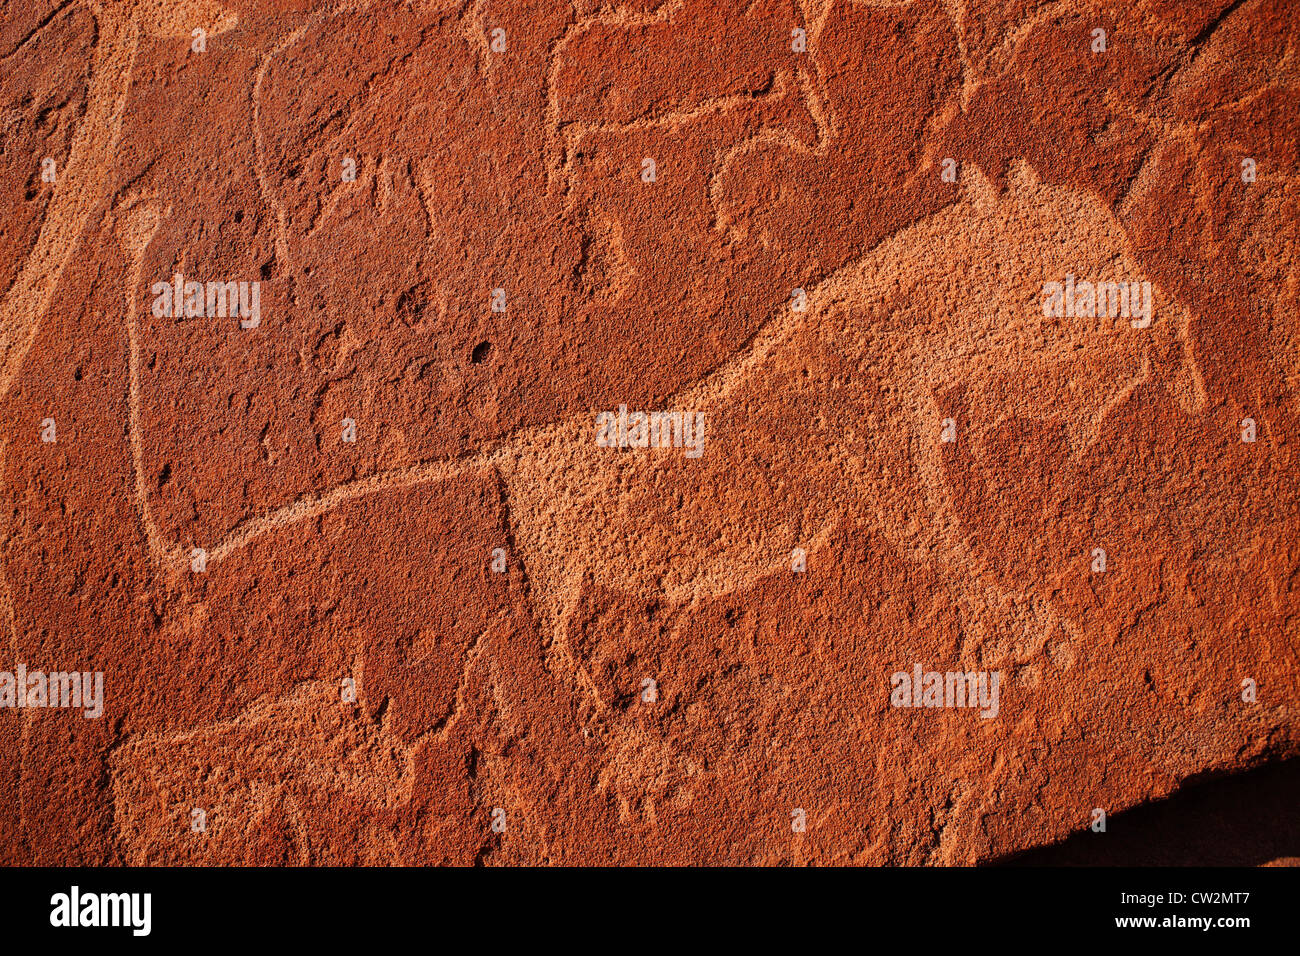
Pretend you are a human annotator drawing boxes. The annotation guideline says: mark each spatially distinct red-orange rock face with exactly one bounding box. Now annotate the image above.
[0,0,1296,865]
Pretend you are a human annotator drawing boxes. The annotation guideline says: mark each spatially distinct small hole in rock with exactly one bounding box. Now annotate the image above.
[471,341,492,364]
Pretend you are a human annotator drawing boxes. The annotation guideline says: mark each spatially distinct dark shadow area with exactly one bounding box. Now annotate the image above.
[994,758,1300,866]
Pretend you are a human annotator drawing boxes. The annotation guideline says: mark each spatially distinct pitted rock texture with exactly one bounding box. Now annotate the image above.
[0,0,1297,865]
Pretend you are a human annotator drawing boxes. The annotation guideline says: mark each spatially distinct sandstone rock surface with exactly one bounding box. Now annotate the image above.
[0,0,1297,864]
